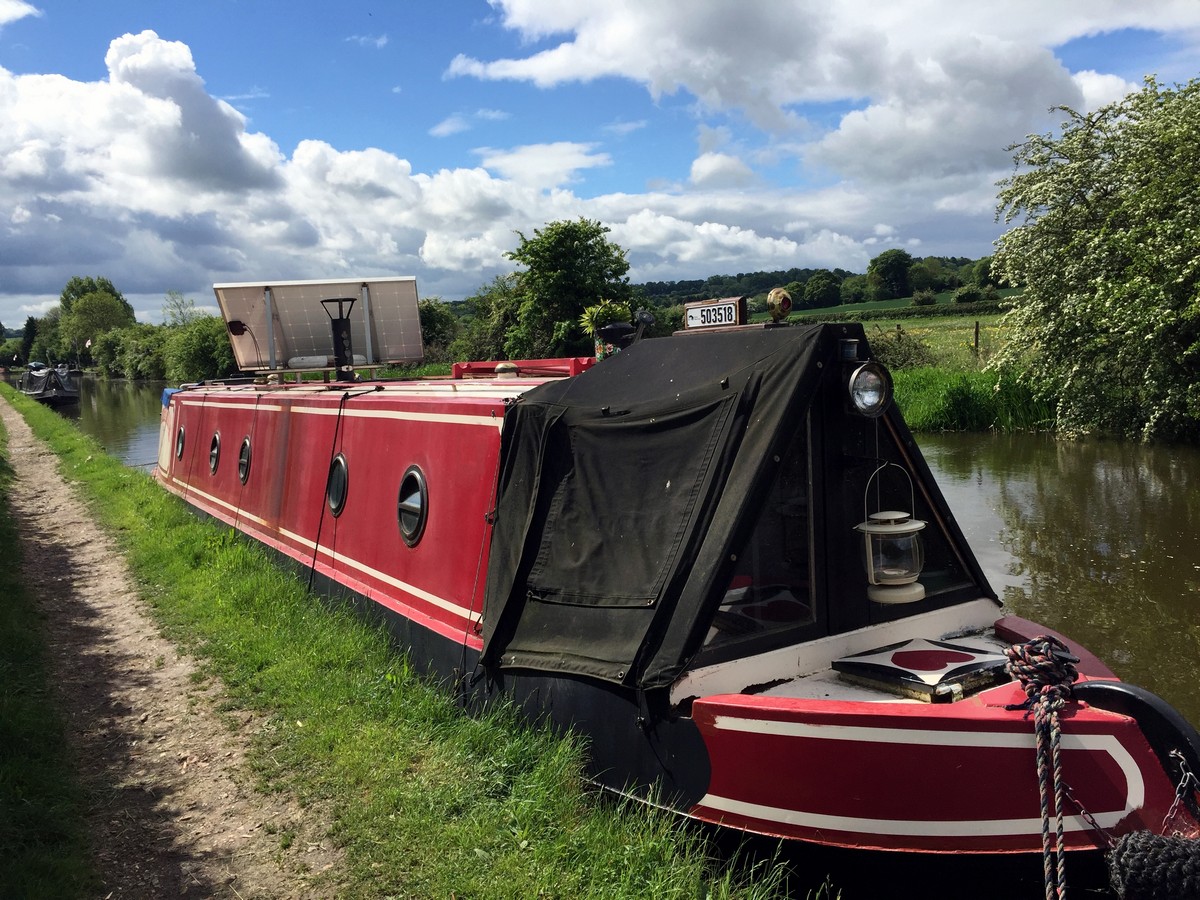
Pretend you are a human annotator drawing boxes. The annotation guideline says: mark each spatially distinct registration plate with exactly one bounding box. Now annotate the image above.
[686,302,739,329]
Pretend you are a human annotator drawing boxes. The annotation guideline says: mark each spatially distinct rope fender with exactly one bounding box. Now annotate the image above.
[1109,831,1200,900]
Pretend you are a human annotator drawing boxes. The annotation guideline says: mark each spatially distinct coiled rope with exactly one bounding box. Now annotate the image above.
[1005,635,1080,900]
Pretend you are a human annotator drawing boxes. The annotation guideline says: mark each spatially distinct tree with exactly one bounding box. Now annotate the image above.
[416,297,460,362]
[969,256,996,288]
[21,316,36,362]
[1,337,22,366]
[505,218,632,359]
[839,275,868,304]
[866,249,914,300]
[447,274,523,363]
[117,324,169,380]
[29,308,62,364]
[994,77,1200,441]
[164,315,237,383]
[59,276,134,318]
[907,260,934,293]
[163,290,202,327]
[61,291,137,362]
[801,270,841,309]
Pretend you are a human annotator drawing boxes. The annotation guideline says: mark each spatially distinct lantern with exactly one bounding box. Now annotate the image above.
[855,463,927,604]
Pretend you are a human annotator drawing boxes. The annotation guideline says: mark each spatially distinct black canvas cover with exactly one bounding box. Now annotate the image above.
[481,323,834,689]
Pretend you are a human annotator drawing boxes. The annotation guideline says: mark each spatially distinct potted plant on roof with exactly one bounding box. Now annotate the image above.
[580,299,634,360]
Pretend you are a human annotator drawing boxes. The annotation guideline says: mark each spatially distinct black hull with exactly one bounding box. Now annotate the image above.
[304,560,713,810]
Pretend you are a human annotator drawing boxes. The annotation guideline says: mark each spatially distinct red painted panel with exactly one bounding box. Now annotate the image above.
[690,688,1180,853]
[158,384,509,647]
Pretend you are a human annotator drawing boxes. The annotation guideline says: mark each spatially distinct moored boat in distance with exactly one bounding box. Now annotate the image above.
[17,362,80,407]
[154,277,1200,883]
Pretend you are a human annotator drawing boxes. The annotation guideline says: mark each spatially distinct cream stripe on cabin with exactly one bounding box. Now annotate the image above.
[169,478,475,623]
[176,399,502,429]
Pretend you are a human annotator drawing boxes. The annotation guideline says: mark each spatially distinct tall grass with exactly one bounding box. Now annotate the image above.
[0,386,798,899]
[893,368,1053,433]
[0,410,95,898]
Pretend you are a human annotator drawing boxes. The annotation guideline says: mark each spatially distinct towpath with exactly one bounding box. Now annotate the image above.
[0,398,342,899]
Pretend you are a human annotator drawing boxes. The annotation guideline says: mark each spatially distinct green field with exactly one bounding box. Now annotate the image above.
[858,314,1008,371]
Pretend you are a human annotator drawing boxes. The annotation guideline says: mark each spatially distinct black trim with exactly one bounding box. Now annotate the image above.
[209,433,221,474]
[238,436,252,484]
[327,453,349,517]
[1074,680,1200,819]
[398,465,428,547]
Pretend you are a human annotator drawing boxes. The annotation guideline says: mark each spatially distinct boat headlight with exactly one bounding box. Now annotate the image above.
[848,363,892,417]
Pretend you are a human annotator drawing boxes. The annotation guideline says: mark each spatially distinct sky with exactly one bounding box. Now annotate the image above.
[0,1,1198,326]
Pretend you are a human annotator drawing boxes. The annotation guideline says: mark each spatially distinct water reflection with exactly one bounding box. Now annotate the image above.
[53,380,1200,725]
[923,432,1200,724]
[59,377,165,470]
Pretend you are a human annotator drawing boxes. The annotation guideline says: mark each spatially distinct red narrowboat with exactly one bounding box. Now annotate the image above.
[155,278,1200,880]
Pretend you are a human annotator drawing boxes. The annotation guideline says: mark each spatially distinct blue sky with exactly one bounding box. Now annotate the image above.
[1,0,1198,325]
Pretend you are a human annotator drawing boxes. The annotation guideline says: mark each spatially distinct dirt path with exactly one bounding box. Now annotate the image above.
[1,399,344,899]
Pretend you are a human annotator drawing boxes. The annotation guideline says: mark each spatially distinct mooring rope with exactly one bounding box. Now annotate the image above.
[1005,635,1080,900]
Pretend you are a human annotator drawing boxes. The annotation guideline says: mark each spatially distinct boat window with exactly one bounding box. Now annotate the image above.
[238,437,252,484]
[175,426,185,460]
[702,417,814,653]
[397,466,428,547]
[209,433,220,474]
[327,454,349,517]
[834,412,981,629]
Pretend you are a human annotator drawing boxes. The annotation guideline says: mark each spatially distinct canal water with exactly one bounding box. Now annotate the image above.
[61,377,1200,725]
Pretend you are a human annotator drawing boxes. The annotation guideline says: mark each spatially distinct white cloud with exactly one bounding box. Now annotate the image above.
[1,9,1198,324]
[603,119,646,137]
[474,141,611,189]
[689,152,754,189]
[430,108,512,138]
[347,34,388,49]
[0,0,39,28]
[430,115,470,137]
[1072,70,1142,111]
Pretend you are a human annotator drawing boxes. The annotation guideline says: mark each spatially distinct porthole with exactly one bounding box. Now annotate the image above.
[326,453,349,517]
[174,425,185,460]
[209,433,221,474]
[238,436,252,484]
[397,466,428,547]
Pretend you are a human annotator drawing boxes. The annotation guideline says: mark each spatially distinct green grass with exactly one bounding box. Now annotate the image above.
[0,385,800,899]
[858,315,1008,371]
[893,368,1053,433]
[0,409,95,898]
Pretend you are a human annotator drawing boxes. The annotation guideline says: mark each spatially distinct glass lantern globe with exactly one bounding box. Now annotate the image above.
[856,510,926,603]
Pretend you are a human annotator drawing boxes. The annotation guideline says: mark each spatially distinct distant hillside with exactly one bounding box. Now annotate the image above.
[631,255,987,308]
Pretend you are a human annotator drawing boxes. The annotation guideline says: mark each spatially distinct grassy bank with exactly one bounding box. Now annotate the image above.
[0,386,801,899]
[0,413,95,897]
[893,368,1052,433]
[851,312,1054,433]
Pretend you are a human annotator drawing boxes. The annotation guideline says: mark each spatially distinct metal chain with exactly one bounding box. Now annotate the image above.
[1162,750,1200,833]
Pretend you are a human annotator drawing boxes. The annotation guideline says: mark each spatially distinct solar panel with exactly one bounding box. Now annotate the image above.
[213,277,424,372]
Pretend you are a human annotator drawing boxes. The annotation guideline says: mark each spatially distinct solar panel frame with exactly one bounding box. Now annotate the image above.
[213,276,424,372]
